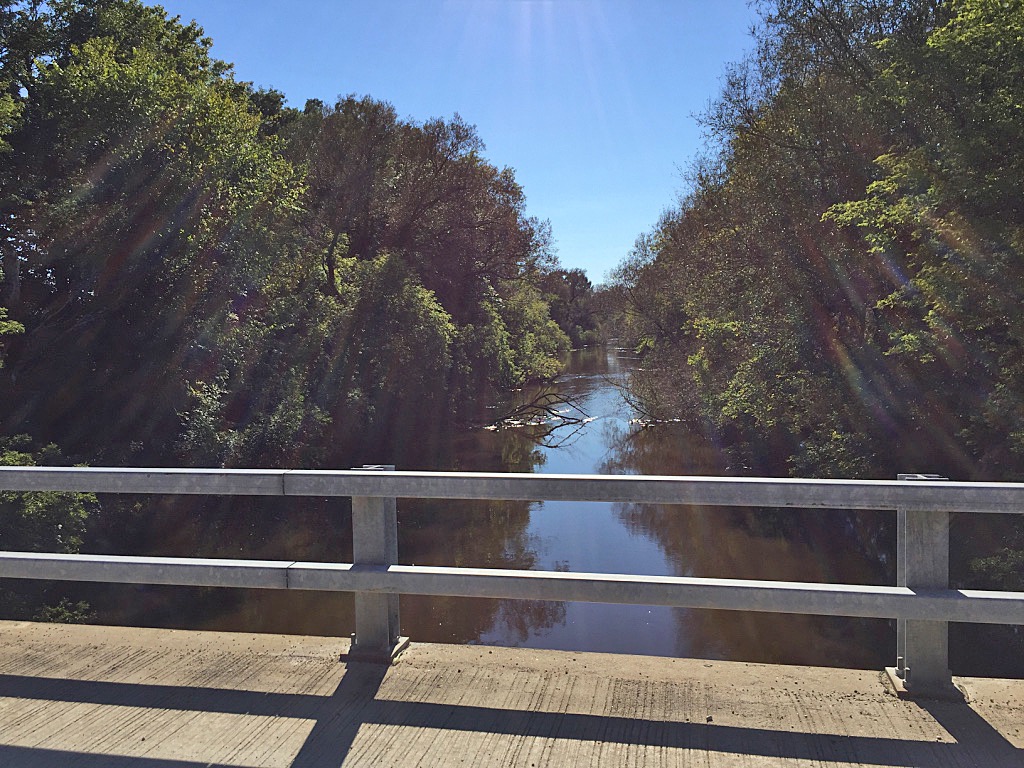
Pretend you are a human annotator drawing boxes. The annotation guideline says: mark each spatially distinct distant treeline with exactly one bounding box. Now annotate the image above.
[0,0,605,472]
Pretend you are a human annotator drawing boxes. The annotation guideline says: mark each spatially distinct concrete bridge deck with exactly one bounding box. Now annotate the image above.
[0,621,1021,767]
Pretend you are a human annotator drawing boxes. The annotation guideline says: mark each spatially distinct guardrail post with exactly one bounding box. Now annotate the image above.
[891,473,955,697]
[349,464,408,662]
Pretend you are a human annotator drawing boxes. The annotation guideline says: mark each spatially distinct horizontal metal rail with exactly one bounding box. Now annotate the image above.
[2,465,1023,689]
[3,466,1024,513]
[1,552,1021,625]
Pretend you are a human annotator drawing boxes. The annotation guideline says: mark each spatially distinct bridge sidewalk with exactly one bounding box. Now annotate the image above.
[0,620,1020,767]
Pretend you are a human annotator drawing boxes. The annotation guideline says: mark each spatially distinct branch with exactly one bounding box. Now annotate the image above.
[480,389,592,448]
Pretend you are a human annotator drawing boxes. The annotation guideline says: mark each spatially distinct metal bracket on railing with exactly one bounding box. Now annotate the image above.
[348,464,409,663]
[886,473,960,699]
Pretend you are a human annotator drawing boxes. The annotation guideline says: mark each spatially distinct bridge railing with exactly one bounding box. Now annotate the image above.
[1,466,1023,696]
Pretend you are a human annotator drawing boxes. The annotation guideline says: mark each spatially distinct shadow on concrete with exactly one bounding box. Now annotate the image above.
[918,697,1020,766]
[0,670,1019,767]
[0,745,240,767]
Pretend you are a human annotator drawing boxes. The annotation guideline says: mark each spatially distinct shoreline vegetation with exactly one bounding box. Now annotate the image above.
[605,0,1024,658]
[0,1,611,471]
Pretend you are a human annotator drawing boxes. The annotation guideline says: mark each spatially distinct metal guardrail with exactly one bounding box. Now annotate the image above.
[5,465,1024,509]
[1,466,1023,695]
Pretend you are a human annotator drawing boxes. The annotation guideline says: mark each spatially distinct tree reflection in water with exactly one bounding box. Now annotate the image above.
[78,396,566,645]
[398,497,566,644]
[600,418,894,668]
[77,347,895,666]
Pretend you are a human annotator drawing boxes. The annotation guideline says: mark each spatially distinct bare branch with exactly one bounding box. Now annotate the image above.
[479,389,592,448]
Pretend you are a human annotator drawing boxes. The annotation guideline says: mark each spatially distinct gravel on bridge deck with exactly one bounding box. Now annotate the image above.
[0,620,1020,767]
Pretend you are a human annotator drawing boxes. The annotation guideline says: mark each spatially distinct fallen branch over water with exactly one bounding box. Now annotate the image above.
[481,391,592,448]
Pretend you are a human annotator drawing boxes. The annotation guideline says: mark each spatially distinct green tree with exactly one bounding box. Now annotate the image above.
[278,93,568,413]
[826,0,1024,474]
[286,96,557,326]
[613,0,1024,479]
[0,436,97,620]
[613,4,1024,671]
[0,0,299,462]
[539,267,603,346]
[2,0,568,474]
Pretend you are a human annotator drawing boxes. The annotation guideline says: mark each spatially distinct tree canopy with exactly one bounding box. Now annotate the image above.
[0,0,572,470]
[615,0,1024,482]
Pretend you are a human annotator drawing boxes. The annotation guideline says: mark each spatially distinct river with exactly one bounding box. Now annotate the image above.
[78,346,1013,674]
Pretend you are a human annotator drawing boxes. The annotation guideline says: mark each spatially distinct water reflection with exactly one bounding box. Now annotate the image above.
[79,378,564,644]
[597,412,894,667]
[77,346,894,668]
[82,492,564,646]
[452,348,891,667]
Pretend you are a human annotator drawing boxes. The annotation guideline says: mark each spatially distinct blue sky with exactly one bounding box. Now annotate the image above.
[158,0,758,283]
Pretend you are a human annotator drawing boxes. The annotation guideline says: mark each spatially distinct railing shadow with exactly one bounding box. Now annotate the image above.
[0,746,237,767]
[0,670,1019,767]
[917,697,1020,766]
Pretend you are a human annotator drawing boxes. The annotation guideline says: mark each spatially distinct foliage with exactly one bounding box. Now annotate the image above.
[0,0,299,462]
[615,0,1024,481]
[824,0,1024,472]
[0,435,97,620]
[0,304,23,367]
[0,0,574,642]
[496,281,571,383]
[0,0,570,472]
[611,1,1024,664]
[0,437,94,552]
[538,267,605,347]
[969,547,1024,591]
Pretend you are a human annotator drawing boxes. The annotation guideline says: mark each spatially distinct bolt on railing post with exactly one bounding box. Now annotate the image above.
[891,473,955,697]
[349,464,408,662]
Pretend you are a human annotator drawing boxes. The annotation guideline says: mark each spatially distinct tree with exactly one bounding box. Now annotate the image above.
[277,94,569,406]
[1,0,569,474]
[0,435,97,620]
[287,98,557,326]
[614,0,1024,479]
[824,0,1024,474]
[539,267,603,346]
[0,0,299,462]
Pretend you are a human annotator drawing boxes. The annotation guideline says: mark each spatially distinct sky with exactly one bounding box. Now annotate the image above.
[157,0,759,283]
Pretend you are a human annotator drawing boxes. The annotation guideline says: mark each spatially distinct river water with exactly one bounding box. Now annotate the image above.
[441,346,892,668]
[80,346,913,670]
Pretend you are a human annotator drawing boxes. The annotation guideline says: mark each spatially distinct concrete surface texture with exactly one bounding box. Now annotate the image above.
[0,620,1020,767]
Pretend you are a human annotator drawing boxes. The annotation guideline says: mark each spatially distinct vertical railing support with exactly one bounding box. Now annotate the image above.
[889,473,957,698]
[349,464,408,662]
